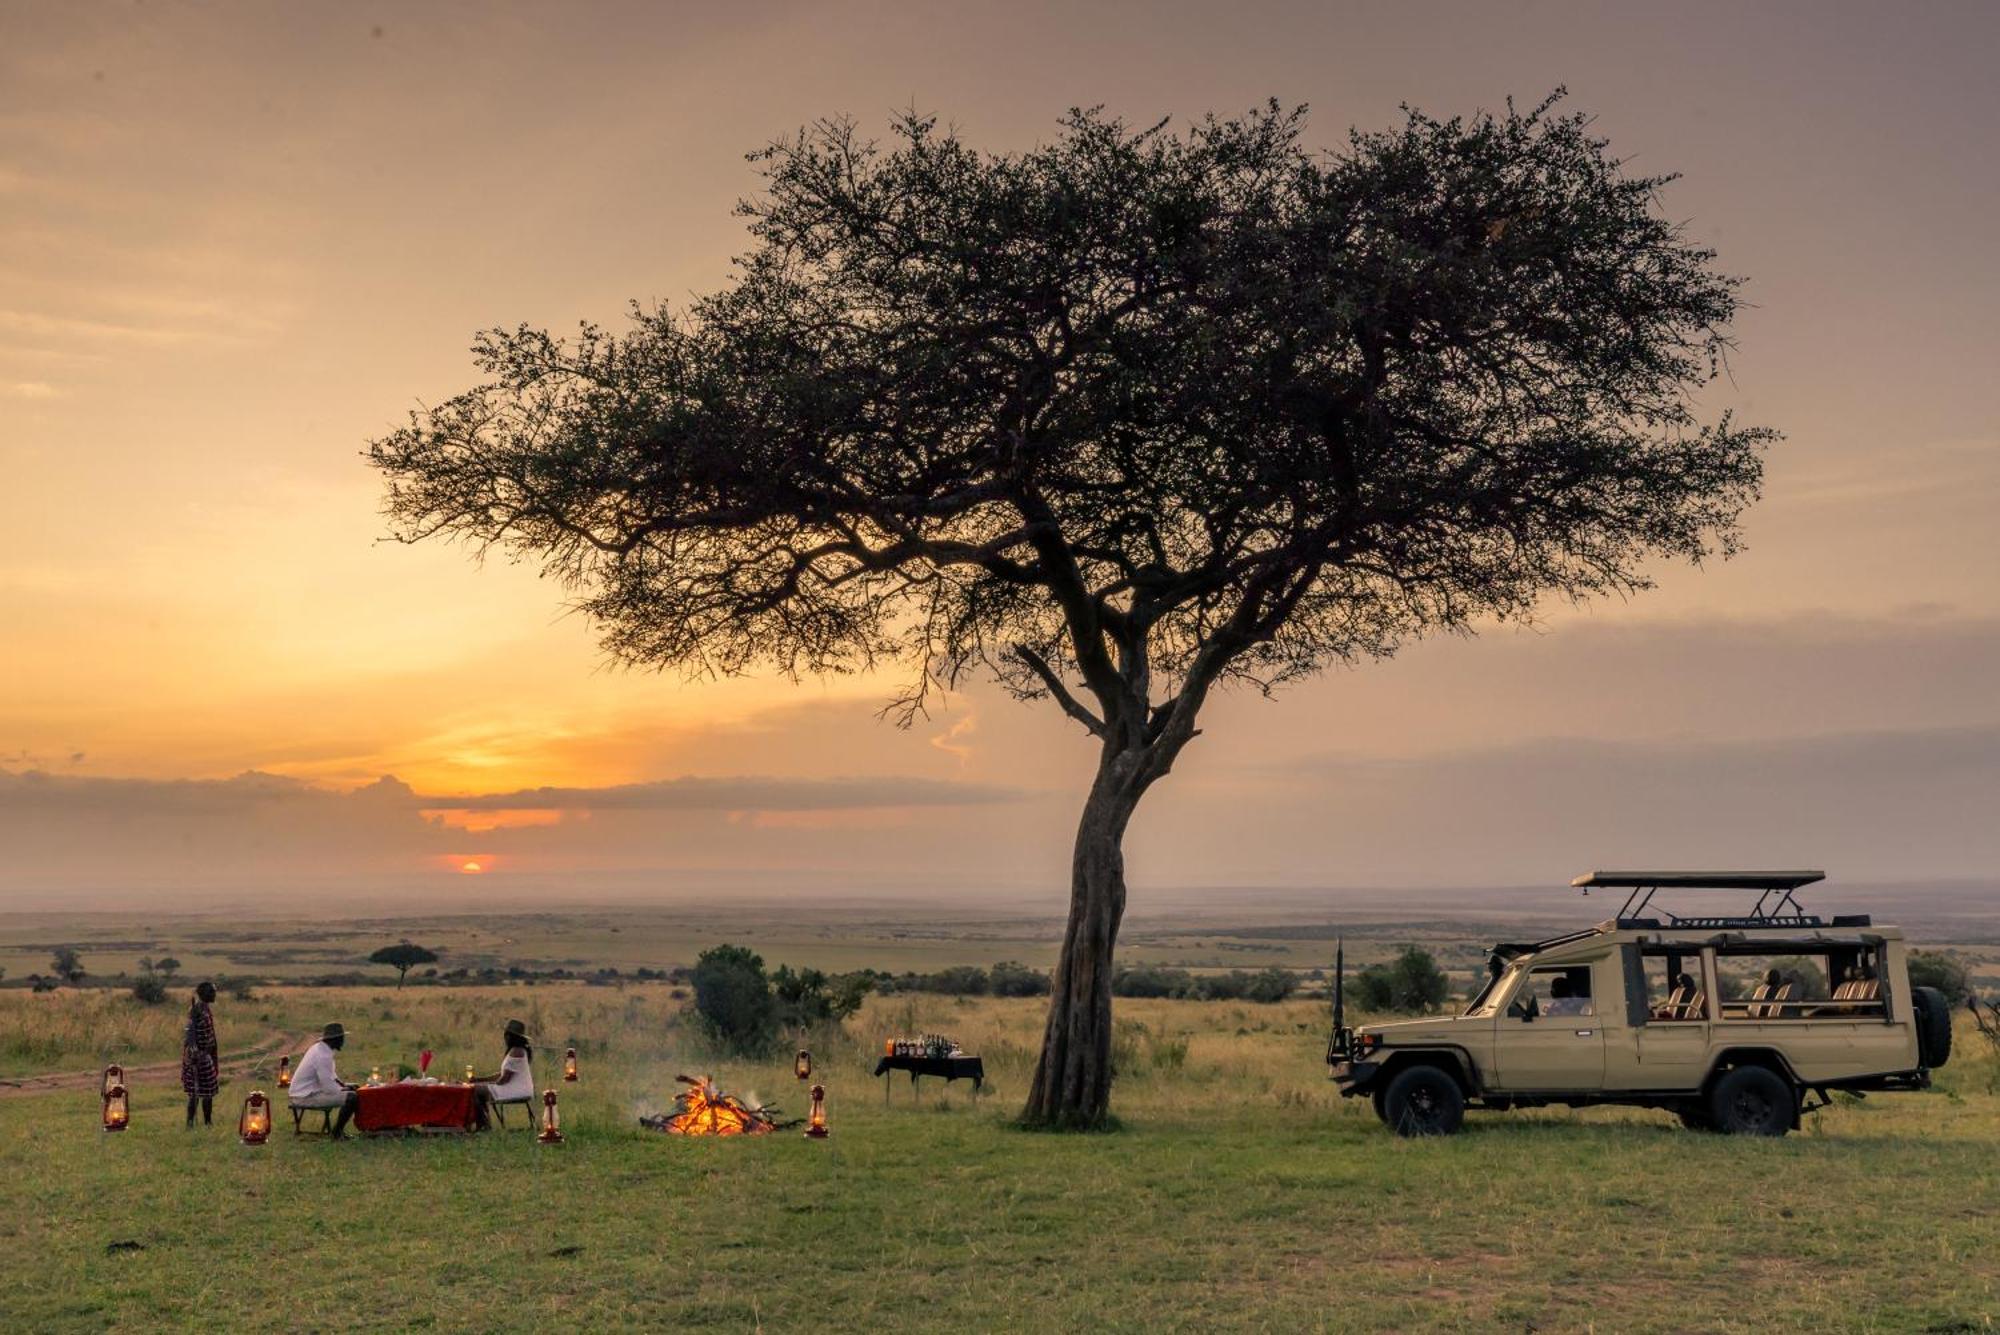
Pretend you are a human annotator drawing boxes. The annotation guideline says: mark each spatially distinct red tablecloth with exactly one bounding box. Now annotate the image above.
[354,1082,477,1132]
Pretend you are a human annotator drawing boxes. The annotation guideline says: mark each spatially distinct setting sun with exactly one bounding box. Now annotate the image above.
[459,860,483,874]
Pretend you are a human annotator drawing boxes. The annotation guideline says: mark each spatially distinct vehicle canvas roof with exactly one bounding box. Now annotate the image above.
[1570,870,1826,891]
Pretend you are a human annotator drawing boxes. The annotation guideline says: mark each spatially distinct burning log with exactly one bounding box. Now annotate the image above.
[639,1074,790,1136]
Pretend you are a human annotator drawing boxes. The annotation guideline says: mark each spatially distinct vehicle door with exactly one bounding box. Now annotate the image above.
[1491,957,1608,1092]
[1621,946,1715,1089]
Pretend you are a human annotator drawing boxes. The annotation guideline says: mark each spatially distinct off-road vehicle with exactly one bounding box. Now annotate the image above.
[1327,871,1954,1137]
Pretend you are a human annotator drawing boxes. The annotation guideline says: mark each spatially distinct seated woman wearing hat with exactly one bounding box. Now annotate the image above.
[288,1022,361,1138]
[470,1019,534,1129]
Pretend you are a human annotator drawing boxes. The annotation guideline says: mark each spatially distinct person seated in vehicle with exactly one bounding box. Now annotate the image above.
[1667,971,1704,1019]
[1544,974,1591,1017]
[289,1021,361,1138]
[469,1018,535,1129]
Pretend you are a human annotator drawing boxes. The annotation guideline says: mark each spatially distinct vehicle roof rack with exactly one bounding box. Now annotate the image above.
[1570,869,1828,928]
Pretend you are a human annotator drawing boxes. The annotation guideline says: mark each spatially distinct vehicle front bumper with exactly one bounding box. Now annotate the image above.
[1328,1059,1383,1097]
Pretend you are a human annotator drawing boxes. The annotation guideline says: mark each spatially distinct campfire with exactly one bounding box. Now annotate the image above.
[641,1074,782,1136]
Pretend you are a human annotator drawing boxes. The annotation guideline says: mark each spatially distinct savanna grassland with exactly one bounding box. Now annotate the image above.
[4,971,1999,1333]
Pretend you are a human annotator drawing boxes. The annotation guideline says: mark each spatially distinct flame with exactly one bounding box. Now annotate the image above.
[662,1075,775,1136]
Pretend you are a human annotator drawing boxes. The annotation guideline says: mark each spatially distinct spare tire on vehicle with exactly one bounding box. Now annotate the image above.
[1911,985,1952,1069]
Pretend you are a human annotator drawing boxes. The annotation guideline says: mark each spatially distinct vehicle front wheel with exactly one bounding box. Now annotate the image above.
[1370,1084,1390,1123]
[1381,1064,1465,1138]
[1708,1065,1795,1137]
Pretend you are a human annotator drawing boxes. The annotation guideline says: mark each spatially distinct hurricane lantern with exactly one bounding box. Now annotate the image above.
[465,1063,475,1084]
[563,1047,578,1082]
[794,1048,812,1080]
[804,1084,829,1139]
[537,1088,564,1144]
[276,1054,291,1087]
[101,1063,124,1098]
[102,1082,130,1133]
[367,1065,382,1087]
[239,1090,272,1145]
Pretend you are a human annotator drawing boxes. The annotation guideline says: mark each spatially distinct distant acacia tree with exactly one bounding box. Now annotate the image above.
[370,94,1771,1127]
[368,942,438,989]
[50,946,84,987]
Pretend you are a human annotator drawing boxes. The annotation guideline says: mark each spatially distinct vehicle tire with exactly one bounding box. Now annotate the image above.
[1708,1065,1795,1137]
[1381,1064,1465,1138]
[1676,1102,1715,1132]
[1370,1084,1390,1124]
[1911,985,1953,1069]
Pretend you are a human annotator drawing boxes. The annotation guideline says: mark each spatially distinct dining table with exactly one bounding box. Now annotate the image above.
[353,1081,479,1134]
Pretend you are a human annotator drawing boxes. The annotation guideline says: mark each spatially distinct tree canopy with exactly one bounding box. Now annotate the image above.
[369,93,1772,1126]
[369,942,439,988]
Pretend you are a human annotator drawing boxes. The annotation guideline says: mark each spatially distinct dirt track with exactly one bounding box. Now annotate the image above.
[0,1029,305,1098]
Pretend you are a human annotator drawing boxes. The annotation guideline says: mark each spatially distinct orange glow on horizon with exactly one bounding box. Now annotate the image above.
[423,807,569,834]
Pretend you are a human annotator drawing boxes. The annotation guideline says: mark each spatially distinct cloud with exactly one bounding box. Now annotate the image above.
[421,774,1023,811]
[3,379,61,398]
[0,766,1047,905]
[1132,723,2000,887]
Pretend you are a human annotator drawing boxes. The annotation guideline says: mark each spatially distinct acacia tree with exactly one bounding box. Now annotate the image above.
[369,94,1771,1127]
[369,941,438,988]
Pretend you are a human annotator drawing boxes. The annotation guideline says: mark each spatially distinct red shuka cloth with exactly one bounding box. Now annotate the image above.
[354,1082,477,1132]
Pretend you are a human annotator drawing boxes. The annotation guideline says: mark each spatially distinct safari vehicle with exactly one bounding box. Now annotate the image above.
[1327,871,1955,1137]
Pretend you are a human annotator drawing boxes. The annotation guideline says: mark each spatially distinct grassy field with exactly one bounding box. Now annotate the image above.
[4,981,1998,1332]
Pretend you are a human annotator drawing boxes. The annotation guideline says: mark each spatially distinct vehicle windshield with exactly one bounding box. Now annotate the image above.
[1465,957,1528,1017]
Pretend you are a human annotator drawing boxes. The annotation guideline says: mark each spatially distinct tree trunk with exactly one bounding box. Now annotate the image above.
[1022,755,1141,1128]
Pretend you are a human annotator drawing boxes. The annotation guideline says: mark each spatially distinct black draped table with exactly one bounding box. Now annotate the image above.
[873,1054,985,1098]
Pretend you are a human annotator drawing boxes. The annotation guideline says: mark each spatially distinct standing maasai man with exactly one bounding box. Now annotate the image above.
[181,980,220,1127]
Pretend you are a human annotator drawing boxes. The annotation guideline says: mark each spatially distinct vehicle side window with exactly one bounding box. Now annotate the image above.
[1641,951,1705,1022]
[1714,948,1884,1021]
[1509,965,1594,1019]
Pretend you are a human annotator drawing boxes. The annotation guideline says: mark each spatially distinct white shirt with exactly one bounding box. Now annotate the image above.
[289,1040,346,1103]
[488,1047,533,1099]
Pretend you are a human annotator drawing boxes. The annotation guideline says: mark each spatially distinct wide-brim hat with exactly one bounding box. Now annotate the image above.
[320,1022,347,1042]
[503,1018,530,1040]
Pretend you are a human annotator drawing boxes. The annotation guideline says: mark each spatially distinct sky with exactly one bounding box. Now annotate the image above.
[2,1,1996,907]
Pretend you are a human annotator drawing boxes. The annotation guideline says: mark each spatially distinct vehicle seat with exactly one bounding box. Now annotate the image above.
[1652,983,1690,1019]
[1764,981,1796,1018]
[1746,982,1773,1017]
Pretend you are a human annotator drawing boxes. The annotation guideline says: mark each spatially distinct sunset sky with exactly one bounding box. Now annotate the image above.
[3,2,1996,905]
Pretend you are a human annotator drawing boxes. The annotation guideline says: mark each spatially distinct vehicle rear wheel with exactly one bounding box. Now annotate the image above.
[1708,1065,1795,1137]
[1911,986,1953,1069]
[1381,1064,1465,1138]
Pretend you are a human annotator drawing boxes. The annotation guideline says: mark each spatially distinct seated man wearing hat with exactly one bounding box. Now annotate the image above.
[289,1022,361,1138]
[470,1018,535,1130]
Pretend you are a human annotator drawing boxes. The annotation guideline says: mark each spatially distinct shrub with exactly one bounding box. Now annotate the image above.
[129,974,168,1005]
[218,976,256,1001]
[935,965,993,995]
[772,965,872,1027]
[989,961,1052,997]
[691,944,777,1054]
[1238,967,1299,1003]
[1112,965,1194,998]
[1908,950,1973,1006]
[1349,946,1450,1014]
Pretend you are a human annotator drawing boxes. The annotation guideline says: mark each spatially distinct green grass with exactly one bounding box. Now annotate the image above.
[5,986,1999,1331]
